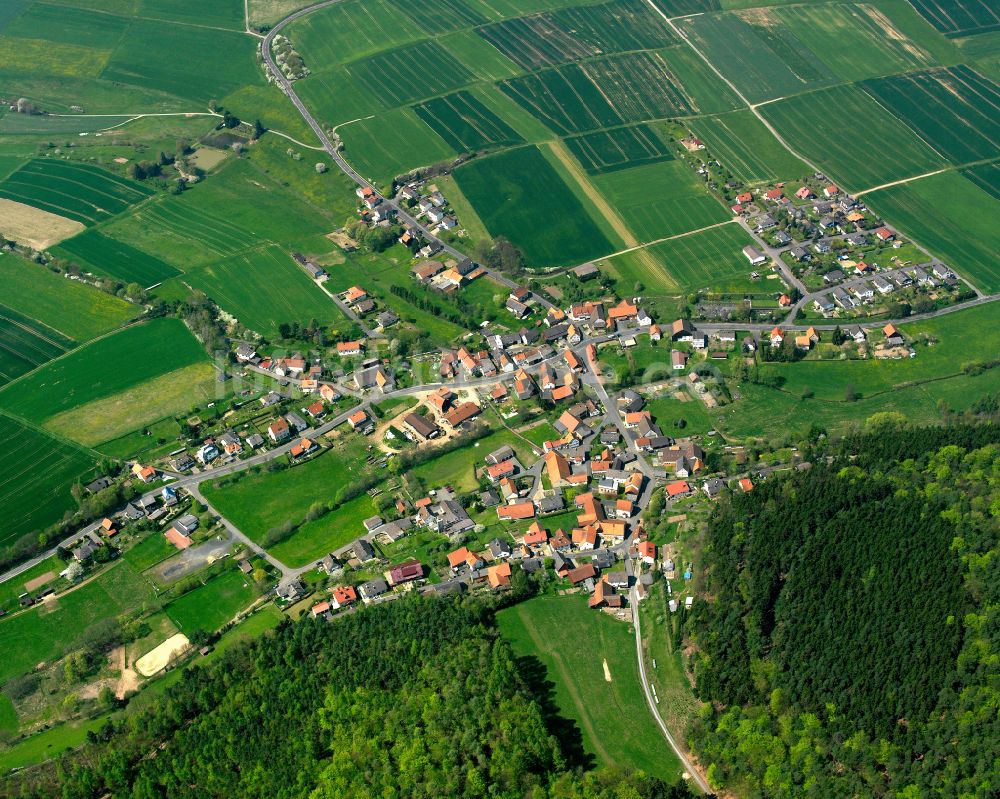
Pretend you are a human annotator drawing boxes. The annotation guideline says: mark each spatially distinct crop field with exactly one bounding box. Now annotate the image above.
[0,255,136,342]
[0,562,153,685]
[0,305,73,386]
[0,318,208,425]
[0,197,86,249]
[0,159,151,226]
[185,245,340,336]
[0,0,31,32]
[908,0,1000,37]
[656,44,743,116]
[136,0,245,29]
[564,124,673,175]
[0,415,94,548]
[342,108,457,186]
[389,0,486,33]
[455,146,614,268]
[650,0,720,14]
[962,160,1000,200]
[101,21,262,105]
[498,595,683,783]
[477,0,675,70]
[0,38,110,80]
[678,11,835,104]
[500,52,698,136]
[862,67,1000,165]
[690,110,808,183]
[54,230,181,287]
[865,171,1000,293]
[351,39,474,107]
[166,569,255,634]
[594,160,729,242]
[4,2,129,49]
[289,0,420,67]
[760,84,947,189]
[414,91,524,153]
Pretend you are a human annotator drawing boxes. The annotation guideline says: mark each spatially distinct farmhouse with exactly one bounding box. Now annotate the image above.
[403,412,440,441]
[444,401,481,427]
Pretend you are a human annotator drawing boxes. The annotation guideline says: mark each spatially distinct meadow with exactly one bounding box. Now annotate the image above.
[0,305,73,386]
[499,51,697,136]
[0,256,136,342]
[0,318,208,424]
[564,124,673,175]
[455,146,614,268]
[54,230,181,287]
[185,245,340,337]
[497,595,684,783]
[862,66,1000,166]
[759,84,947,189]
[340,108,456,187]
[123,533,176,574]
[907,0,1000,36]
[269,492,378,566]
[0,415,96,548]
[0,159,151,226]
[165,569,256,635]
[646,392,715,436]
[414,90,524,153]
[410,429,534,493]
[690,110,809,184]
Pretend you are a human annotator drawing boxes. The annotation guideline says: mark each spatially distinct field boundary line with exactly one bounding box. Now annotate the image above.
[855,167,949,196]
[591,218,737,265]
[0,408,101,461]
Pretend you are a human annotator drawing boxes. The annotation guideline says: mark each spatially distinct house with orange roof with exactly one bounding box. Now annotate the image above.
[545,450,571,487]
[522,522,548,547]
[444,401,481,428]
[428,386,454,412]
[268,417,291,443]
[572,525,598,550]
[343,286,367,304]
[332,585,358,608]
[487,561,512,588]
[608,299,638,321]
[769,327,784,346]
[311,601,331,618]
[348,410,373,433]
[739,477,754,493]
[600,520,627,540]
[132,463,156,483]
[649,324,661,341]
[290,438,318,459]
[498,477,518,502]
[164,527,192,550]
[490,383,508,402]
[565,350,581,372]
[486,459,517,483]
[306,400,326,419]
[337,340,363,356]
[319,383,340,403]
[575,492,603,525]
[498,502,535,521]
[666,480,691,498]
[550,384,574,402]
[615,499,635,519]
[637,539,656,565]
[778,294,792,307]
[795,334,812,351]
[823,184,838,198]
[624,472,644,496]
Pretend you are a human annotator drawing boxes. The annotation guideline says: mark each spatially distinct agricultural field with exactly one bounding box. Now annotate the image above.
[53,230,181,287]
[0,304,74,386]
[908,0,1000,37]
[135,0,245,30]
[0,197,85,249]
[690,110,809,184]
[185,245,340,337]
[962,160,1000,200]
[389,0,487,34]
[165,569,256,635]
[0,318,209,425]
[414,91,524,153]
[454,146,614,268]
[499,51,698,136]
[649,0,720,14]
[0,159,151,226]
[477,0,675,70]
[288,0,420,67]
[862,66,1000,166]
[497,595,684,783]
[3,2,129,49]
[0,415,96,548]
[564,124,673,175]
[0,255,137,342]
[759,84,947,189]
[351,39,474,107]
[0,561,154,686]
[864,170,1000,294]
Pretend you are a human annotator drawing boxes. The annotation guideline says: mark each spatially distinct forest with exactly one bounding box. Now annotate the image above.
[687,422,1000,797]
[2,594,695,799]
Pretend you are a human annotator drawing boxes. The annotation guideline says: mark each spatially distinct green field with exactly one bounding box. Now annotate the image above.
[0,562,154,685]
[165,569,255,634]
[289,0,421,67]
[865,170,1000,293]
[186,245,339,337]
[908,0,1000,37]
[690,110,810,184]
[499,51,698,136]
[0,255,136,342]
[0,415,95,547]
[414,90,524,153]
[647,393,715,436]
[0,304,74,386]
[390,0,487,33]
[650,0,720,13]
[4,2,129,49]
[454,146,614,268]
[0,318,208,424]
[760,84,947,189]
[0,715,106,773]
[962,160,1000,200]
[136,0,245,29]
[564,124,674,175]
[269,492,378,567]
[53,230,181,286]
[0,554,62,613]
[411,429,533,493]
[123,533,176,573]
[352,39,473,107]
[0,159,151,225]
[862,66,1000,166]
[497,595,684,783]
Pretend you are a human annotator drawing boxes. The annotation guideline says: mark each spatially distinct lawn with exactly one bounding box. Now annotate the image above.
[53,230,180,287]
[647,392,716,436]
[0,715,107,773]
[411,429,535,493]
[269,492,378,567]
[690,110,809,184]
[165,569,256,634]
[0,415,96,549]
[0,254,136,342]
[497,595,685,784]
[454,146,614,268]
[0,562,154,685]
[0,692,16,733]
[123,533,176,573]
[0,318,209,425]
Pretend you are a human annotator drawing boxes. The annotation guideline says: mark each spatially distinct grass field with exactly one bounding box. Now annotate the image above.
[862,66,1000,166]
[4,2,129,49]
[123,533,176,573]
[760,84,947,189]
[564,124,674,175]
[908,0,1000,37]
[165,569,255,634]
[411,429,533,493]
[0,715,106,773]
[690,110,810,184]
[647,393,715,436]
[0,158,151,226]
[414,90,524,154]
[0,555,62,614]
[185,245,340,337]
[0,415,95,548]
[53,230,181,287]
[269,491,378,566]
[0,318,208,424]
[0,562,154,685]
[497,595,684,783]
[864,171,1000,293]
[455,146,613,268]
[0,304,74,386]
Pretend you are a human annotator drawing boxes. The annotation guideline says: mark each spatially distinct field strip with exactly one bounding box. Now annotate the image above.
[855,167,950,197]
[0,310,70,351]
[592,218,737,265]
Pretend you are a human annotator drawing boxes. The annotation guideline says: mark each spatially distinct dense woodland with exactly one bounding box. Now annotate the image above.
[4,595,694,799]
[688,423,1000,797]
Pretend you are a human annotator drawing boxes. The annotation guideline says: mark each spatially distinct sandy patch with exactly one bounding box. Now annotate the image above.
[190,146,230,171]
[24,571,56,592]
[0,198,85,249]
[602,658,612,682]
[135,633,190,677]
